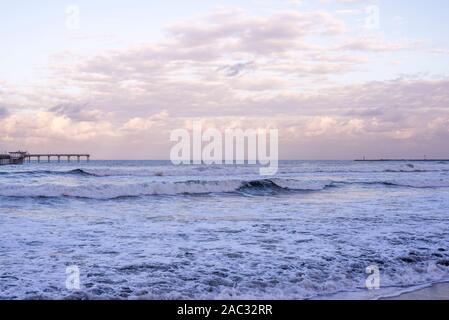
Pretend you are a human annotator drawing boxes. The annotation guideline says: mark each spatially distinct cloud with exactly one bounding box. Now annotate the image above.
[57,8,354,84]
[36,6,426,126]
[167,9,347,53]
[122,110,170,131]
[0,107,9,118]
[1,77,449,158]
[0,111,117,143]
[337,37,420,52]
[36,8,377,124]
[49,103,108,122]
[217,61,255,77]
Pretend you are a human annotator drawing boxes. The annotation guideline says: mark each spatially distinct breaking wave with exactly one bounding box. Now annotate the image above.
[0,169,98,177]
[1,176,448,200]
[0,179,334,199]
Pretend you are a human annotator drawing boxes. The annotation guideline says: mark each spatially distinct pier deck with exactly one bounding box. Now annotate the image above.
[26,154,90,163]
[1,152,90,165]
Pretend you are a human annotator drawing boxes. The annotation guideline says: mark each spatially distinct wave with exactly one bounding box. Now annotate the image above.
[383,169,434,173]
[2,165,449,177]
[0,169,97,177]
[0,168,199,177]
[380,180,449,188]
[0,174,448,199]
[313,169,445,174]
[353,179,449,188]
[0,179,334,199]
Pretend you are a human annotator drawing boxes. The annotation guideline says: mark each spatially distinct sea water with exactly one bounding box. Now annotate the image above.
[0,160,449,299]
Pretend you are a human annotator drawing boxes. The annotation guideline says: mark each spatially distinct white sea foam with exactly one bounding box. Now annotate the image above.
[0,181,240,199]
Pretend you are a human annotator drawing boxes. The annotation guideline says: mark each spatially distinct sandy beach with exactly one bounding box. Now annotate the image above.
[385,282,449,300]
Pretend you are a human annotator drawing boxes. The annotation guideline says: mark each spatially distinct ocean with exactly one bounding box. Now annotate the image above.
[0,160,449,300]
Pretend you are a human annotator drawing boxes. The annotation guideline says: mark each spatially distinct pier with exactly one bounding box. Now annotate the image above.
[0,151,90,165]
[26,154,90,163]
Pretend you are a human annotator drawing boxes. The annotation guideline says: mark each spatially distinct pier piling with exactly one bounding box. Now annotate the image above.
[25,154,90,163]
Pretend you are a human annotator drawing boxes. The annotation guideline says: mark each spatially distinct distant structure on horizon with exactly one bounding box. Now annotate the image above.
[355,157,448,162]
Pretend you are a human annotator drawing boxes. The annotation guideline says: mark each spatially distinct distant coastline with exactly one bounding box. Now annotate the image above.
[355,159,449,162]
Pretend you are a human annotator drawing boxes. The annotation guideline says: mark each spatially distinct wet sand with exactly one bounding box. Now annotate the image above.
[385,282,449,300]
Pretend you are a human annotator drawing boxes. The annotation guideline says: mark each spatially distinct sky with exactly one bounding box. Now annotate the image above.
[1,0,449,159]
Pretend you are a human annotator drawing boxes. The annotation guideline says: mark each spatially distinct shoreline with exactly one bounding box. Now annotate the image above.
[319,280,449,300]
[383,282,449,300]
